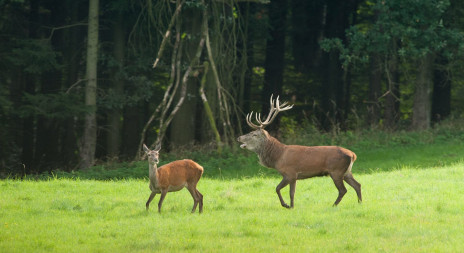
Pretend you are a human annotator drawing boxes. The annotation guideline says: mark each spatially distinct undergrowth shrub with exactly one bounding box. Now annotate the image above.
[280,117,464,150]
[12,118,464,180]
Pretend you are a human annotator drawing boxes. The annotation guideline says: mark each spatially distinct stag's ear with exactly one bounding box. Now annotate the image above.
[154,143,161,152]
[260,128,270,137]
[143,144,150,153]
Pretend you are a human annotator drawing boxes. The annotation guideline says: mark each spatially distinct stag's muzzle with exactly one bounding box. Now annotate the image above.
[237,136,247,149]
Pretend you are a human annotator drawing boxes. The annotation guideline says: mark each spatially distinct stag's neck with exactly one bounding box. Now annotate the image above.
[258,136,285,168]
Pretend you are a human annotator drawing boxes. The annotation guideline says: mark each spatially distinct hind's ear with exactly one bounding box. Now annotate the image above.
[143,144,150,153]
[154,143,161,152]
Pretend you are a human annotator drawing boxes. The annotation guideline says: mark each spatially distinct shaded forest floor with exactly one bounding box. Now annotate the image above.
[35,119,464,181]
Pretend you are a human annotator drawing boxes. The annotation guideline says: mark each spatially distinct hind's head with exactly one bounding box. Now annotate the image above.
[143,143,161,164]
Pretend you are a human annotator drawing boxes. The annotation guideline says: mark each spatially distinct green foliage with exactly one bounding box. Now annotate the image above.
[0,85,11,115]
[98,50,169,111]
[17,92,90,119]
[322,0,464,66]
[6,39,61,74]
[281,117,464,149]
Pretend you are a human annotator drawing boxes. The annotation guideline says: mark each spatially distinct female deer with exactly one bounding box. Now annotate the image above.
[143,143,204,213]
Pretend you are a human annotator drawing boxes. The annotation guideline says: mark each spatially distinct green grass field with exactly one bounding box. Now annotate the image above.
[2,161,464,252]
[2,126,464,252]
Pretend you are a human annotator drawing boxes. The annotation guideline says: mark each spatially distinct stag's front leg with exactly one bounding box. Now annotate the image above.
[289,180,296,208]
[276,178,290,208]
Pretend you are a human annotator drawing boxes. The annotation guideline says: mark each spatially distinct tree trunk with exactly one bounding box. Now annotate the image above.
[35,0,66,171]
[80,0,99,169]
[122,105,144,159]
[367,54,382,127]
[262,0,287,134]
[170,80,198,146]
[431,56,451,123]
[237,2,255,136]
[320,0,357,131]
[169,8,202,147]
[61,0,83,168]
[321,50,342,131]
[35,75,60,171]
[20,0,41,173]
[199,5,220,145]
[384,41,400,130]
[199,61,219,144]
[199,62,222,152]
[106,11,126,158]
[290,0,324,71]
[262,0,287,104]
[412,53,435,130]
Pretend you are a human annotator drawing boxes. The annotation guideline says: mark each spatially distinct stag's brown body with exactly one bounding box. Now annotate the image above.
[238,95,362,208]
[143,144,204,213]
[261,136,356,179]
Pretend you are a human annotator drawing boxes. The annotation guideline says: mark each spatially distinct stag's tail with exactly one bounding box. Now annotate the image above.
[345,151,357,176]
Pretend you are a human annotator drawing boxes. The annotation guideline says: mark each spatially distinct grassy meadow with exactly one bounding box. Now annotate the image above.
[2,126,464,252]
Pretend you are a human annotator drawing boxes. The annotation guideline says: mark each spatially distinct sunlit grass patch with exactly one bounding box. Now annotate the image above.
[1,161,464,252]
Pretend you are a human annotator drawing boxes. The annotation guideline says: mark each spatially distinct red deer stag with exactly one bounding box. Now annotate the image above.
[237,95,361,207]
[143,143,204,213]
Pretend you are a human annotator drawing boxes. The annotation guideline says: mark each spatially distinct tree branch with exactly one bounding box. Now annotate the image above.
[152,0,185,69]
[199,61,222,153]
[46,23,88,41]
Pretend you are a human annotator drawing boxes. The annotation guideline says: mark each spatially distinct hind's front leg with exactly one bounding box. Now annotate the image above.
[146,192,156,210]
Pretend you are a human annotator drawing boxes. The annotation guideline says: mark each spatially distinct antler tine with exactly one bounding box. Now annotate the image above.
[277,98,288,108]
[275,95,293,111]
[259,94,294,128]
[244,94,293,130]
[246,112,261,129]
[255,112,262,124]
[258,95,277,126]
[270,94,275,108]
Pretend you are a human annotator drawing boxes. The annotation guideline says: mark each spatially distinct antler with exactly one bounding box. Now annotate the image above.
[245,94,293,130]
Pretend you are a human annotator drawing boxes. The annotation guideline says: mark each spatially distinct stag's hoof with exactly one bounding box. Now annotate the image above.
[282,203,291,209]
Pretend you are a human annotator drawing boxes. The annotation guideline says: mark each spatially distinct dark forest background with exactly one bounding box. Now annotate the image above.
[1,0,464,175]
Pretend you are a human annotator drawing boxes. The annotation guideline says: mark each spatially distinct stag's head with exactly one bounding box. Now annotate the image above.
[237,95,293,152]
[237,128,269,152]
[143,143,161,165]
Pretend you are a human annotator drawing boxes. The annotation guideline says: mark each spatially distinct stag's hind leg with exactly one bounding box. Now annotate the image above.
[196,189,203,213]
[344,173,362,203]
[330,174,347,206]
